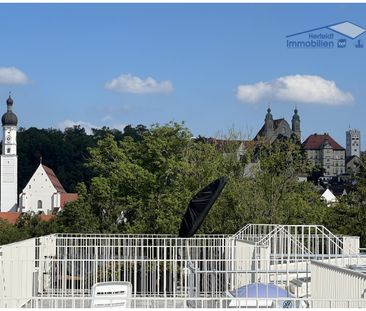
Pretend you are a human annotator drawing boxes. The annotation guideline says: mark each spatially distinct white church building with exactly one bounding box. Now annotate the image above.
[0,95,77,215]
[19,163,78,215]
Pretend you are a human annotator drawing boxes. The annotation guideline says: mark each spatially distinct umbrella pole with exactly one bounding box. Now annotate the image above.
[184,238,198,307]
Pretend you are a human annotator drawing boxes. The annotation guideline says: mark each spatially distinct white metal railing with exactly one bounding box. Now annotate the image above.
[0,225,365,308]
[231,224,361,261]
[2,295,366,308]
[311,260,366,308]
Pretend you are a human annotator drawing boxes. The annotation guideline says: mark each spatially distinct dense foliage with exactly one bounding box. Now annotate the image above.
[324,154,366,246]
[17,125,145,192]
[1,122,366,246]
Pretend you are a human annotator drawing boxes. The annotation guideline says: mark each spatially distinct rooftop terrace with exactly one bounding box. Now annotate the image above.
[0,224,365,308]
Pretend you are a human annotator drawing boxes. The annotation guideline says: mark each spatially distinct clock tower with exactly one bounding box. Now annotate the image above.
[0,95,18,211]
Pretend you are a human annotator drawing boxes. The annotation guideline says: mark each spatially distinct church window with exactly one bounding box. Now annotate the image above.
[29,185,31,189]
[6,148,10,154]
[37,200,43,210]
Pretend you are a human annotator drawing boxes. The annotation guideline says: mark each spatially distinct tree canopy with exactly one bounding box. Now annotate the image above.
[1,122,364,247]
[55,123,328,235]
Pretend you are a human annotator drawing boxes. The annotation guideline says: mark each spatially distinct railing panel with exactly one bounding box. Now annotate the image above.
[311,260,366,308]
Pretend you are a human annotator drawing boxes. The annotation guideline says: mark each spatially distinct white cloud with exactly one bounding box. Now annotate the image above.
[105,74,173,94]
[102,115,112,121]
[237,75,354,105]
[58,120,99,135]
[0,67,29,85]
[237,81,272,103]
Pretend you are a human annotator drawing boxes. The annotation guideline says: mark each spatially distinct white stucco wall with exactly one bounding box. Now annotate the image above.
[19,165,58,215]
[0,155,18,212]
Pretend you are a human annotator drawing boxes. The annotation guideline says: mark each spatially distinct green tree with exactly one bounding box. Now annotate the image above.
[13,122,331,238]
[17,126,94,192]
[248,138,321,223]
[86,123,194,234]
[0,219,24,245]
[55,183,99,233]
[324,155,366,246]
[80,124,328,235]
[14,212,59,238]
[17,125,126,194]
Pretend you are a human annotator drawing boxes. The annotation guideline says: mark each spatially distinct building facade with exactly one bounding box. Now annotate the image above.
[0,96,18,212]
[346,129,361,158]
[254,108,301,143]
[302,133,346,177]
[19,163,78,215]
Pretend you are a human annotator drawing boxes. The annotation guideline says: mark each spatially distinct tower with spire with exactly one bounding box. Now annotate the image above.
[254,107,302,143]
[264,108,274,140]
[0,95,18,211]
[291,108,301,141]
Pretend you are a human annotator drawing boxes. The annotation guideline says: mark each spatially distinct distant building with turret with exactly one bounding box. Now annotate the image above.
[254,108,301,143]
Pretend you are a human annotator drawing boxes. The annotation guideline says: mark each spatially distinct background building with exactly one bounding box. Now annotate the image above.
[302,133,345,177]
[254,108,301,143]
[19,163,77,215]
[0,95,78,214]
[346,129,361,158]
[0,96,18,212]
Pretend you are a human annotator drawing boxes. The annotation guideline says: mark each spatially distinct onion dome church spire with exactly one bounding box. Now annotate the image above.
[1,95,18,126]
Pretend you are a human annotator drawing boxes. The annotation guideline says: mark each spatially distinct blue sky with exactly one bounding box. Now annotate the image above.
[0,4,366,148]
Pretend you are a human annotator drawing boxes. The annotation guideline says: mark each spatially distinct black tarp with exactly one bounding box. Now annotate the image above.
[178,176,228,238]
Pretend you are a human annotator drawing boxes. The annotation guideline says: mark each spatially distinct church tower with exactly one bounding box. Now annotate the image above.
[0,95,18,212]
[291,108,301,141]
[264,108,274,140]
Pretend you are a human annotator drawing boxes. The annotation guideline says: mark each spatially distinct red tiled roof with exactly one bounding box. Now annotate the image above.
[0,212,21,224]
[42,165,66,193]
[0,212,54,224]
[60,193,78,208]
[302,134,345,150]
[40,214,55,222]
